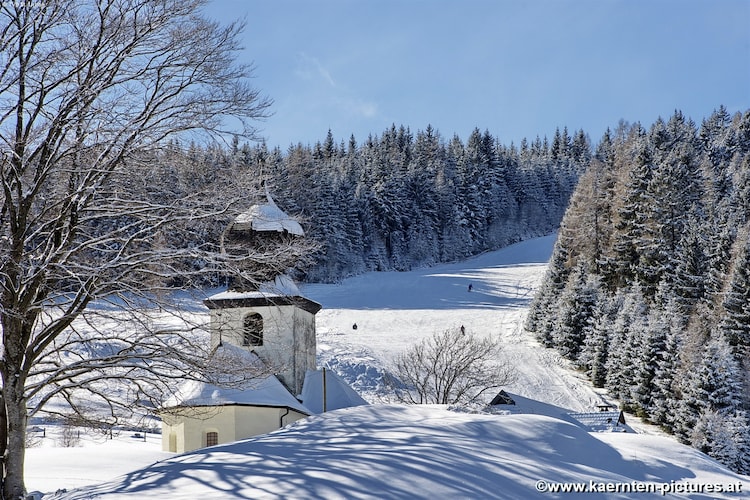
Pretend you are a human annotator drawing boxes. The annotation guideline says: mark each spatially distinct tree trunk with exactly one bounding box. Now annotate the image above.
[0,394,6,496]
[2,380,28,500]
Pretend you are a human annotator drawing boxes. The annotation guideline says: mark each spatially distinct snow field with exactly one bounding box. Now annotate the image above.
[24,234,750,498]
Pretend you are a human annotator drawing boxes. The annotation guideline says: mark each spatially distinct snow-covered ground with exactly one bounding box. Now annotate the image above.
[25,234,750,498]
[307,233,606,412]
[45,404,750,500]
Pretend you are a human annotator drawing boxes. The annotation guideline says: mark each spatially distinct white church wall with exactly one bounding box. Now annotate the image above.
[234,406,308,439]
[160,405,308,453]
[208,303,316,394]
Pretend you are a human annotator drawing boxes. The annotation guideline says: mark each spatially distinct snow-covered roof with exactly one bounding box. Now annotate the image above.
[209,275,301,301]
[162,375,309,414]
[489,390,516,406]
[300,368,369,414]
[204,276,322,315]
[161,345,310,414]
[233,192,304,236]
[568,411,629,432]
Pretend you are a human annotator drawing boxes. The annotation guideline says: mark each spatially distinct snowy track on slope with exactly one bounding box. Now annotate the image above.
[304,234,608,413]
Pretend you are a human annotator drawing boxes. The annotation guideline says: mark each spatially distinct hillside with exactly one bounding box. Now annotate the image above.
[27,234,750,498]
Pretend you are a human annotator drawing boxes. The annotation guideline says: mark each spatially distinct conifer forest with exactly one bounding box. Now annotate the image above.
[526,106,750,473]
[158,124,588,283]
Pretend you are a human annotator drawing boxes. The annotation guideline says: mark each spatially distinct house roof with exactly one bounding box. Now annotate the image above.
[300,369,369,414]
[161,346,310,415]
[162,376,310,415]
[490,390,516,406]
[162,367,368,417]
[568,411,626,431]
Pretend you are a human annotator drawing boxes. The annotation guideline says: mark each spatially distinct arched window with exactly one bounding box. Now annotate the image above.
[206,431,218,447]
[242,313,263,346]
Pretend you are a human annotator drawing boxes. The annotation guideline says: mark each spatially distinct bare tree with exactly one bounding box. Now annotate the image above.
[391,328,515,405]
[0,1,305,498]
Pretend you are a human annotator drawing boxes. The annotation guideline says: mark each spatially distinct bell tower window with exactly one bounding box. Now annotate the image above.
[242,313,263,346]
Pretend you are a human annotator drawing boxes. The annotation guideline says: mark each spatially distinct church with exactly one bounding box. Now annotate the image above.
[159,191,366,453]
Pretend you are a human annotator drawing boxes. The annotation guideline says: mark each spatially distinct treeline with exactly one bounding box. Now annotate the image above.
[267,125,589,281]
[152,124,589,283]
[526,106,750,473]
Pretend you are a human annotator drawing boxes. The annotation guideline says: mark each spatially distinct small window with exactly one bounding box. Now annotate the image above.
[206,431,218,447]
[243,313,263,346]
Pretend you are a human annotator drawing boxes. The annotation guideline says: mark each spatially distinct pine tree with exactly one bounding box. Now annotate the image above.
[691,409,750,474]
[631,296,672,418]
[704,210,736,299]
[717,411,750,474]
[719,231,750,351]
[525,241,571,346]
[605,285,647,407]
[643,288,686,429]
[729,155,750,226]
[570,129,592,165]
[677,335,743,442]
[671,209,709,307]
[552,264,600,361]
[407,126,443,265]
[606,125,651,289]
[699,105,737,174]
[457,129,490,252]
[579,294,617,387]
[637,112,702,297]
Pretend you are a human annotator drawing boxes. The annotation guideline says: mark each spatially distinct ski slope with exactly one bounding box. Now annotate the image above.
[305,233,604,412]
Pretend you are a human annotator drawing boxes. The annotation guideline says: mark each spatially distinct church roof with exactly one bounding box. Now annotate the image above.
[204,276,322,315]
[300,369,369,414]
[204,293,322,315]
[232,192,304,235]
[162,373,310,415]
[210,275,301,298]
[160,345,309,413]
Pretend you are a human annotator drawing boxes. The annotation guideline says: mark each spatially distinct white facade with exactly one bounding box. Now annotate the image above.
[161,404,309,454]
[203,292,320,395]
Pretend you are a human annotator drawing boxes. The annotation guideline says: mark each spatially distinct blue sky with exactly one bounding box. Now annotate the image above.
[208,0,750,149]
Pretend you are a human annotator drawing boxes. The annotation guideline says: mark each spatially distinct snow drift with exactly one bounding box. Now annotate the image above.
[50,404,748,499]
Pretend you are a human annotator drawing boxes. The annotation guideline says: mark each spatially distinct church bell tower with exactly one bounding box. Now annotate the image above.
[203,191,321,395]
